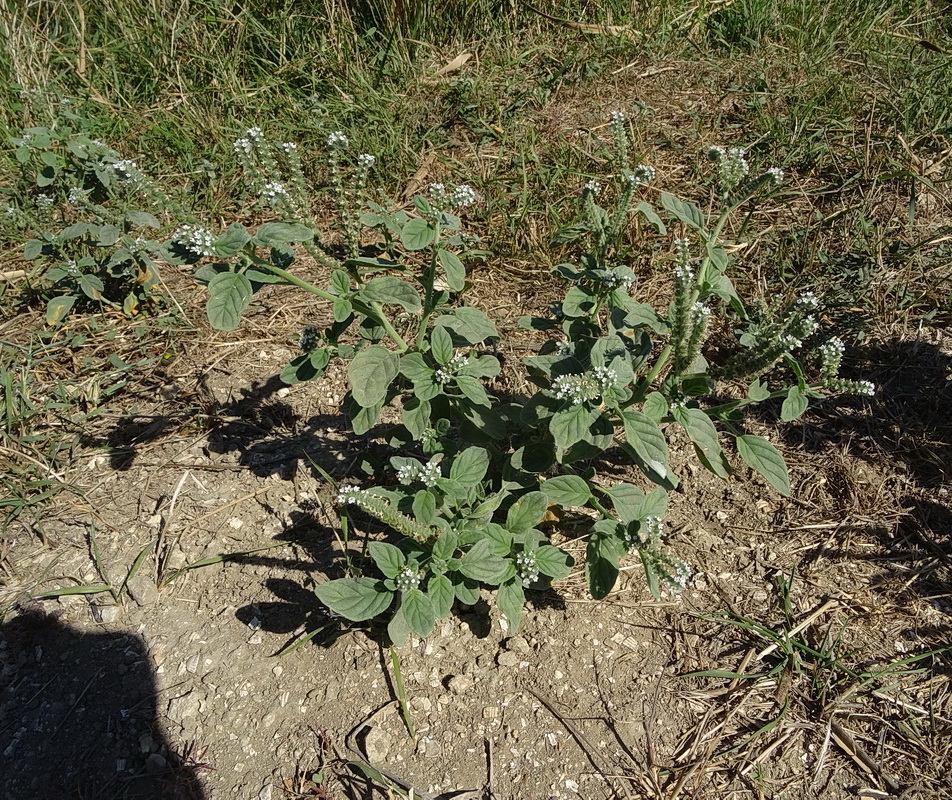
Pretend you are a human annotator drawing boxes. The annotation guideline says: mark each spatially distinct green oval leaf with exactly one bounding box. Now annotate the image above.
[253,222,314,247]
[347,345,400,408]
[428,574,455,619]
[368,542,405,579]
[540,475,592,507]
[672,406,730,479]
[496,580,525,632]
[505,491,548,533]
[736,434,790,496]
[46,295,76,326]
[781,385,809,422]
[402,588,436,637]
[430,325,454,366]
[206,271,253,331]
[535,545,572,580]
[437,249,466,291]
[401,218,437,251]
[314,577,393,622]
[360,276,422,313]
[621,410,671,482]
[660,192,704,232]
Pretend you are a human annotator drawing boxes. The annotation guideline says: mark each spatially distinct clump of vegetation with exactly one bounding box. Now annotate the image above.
[185,114,873,644]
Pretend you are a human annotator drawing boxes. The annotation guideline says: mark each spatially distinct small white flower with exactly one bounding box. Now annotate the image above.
[515,552,539,587]
[34,193,54,208]
[261,182,288,205]
[449,184,477,208]
[233,137,253,155]
[172,224,216,257]
[627,164,656,184]
[673,263,693,283]
[245,126,264,141]
[610,109,626,125]
[280,141,298,154]
[766,167,784,185]
[67,187,85,206]
[583,179,602,196]
[326,130,349,148]
[110,159,138,181]
[336,486,364,505]
[357,153,376,169]
[855,381,875,396]
[395,566,421,593]
[65,259,80,277]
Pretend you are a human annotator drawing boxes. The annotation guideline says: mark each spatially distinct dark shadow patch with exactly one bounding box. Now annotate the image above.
[0,604,206,799]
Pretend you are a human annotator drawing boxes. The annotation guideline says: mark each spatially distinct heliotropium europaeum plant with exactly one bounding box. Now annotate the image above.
[10,102,183,323]
[189,118,873,644]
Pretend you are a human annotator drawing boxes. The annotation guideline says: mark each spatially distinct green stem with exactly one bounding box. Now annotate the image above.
[250,254,410,352]
[643,344,672,388]
[415,224,442,351]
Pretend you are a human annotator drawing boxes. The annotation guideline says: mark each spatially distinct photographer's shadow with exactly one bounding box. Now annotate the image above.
[0,606,205,799]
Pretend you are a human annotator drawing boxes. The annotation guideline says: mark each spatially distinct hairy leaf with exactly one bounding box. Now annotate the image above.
[736,434,790,496]
[348,345,400,408]
[314,578,392,622]
[540,475,592,507]
[206,271,253,331]
[368,542,405,579]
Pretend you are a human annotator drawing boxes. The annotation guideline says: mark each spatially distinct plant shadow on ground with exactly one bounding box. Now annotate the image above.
[97,369,572,648]
[0,604,207,799]
[766,336,952,641]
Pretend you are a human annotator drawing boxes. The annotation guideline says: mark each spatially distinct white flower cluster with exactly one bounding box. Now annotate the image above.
[34,193,54,209]
[691,301,712,322]
[796,291,818,310]
[624,165,656,185]
[261,182,288,205]
[583,179,602,196]
[430,183,477,209]
[397,461,441,488]
[326,130,349,148]
[280,141,297,154]
[246,126,264,142]
[434,352,470,385]
[818,337,845,372]
[609,109,626,125]
[67,187,85,206]
[781,333,804,350]
[110,159,139,181]
[766,167,784,185]
[599,271,634,290]
[673,262,693,284]
[357,153,376,169]
[515,552,539,587]
[552,367,617,405]
[626,515,664,549]
[666,558,692,591]
[65,260,80,277]
[298,325,319,352]
[233,136,253,155]
[173,224,216,257]
[395,565,421,593]
[673,237,691,263]
[707,145,749,190]
[336,486,365,505]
